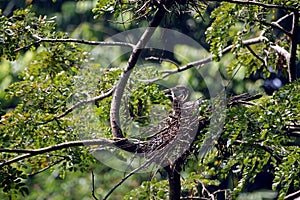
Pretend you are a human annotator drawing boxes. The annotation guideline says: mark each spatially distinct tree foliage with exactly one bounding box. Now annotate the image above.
[0,0,300,199]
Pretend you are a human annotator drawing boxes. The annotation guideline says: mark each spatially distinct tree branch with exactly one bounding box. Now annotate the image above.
[38,87,115,125]
[145,36,266,82]
[255,13,293,37]
[199,180,216,200]
[91,170,99,200]
[0,138,113,168]
[103,159,152,200]
[245,44,267,67]
[209,0,299,12]
[146,56,181,69]
[110,7,167,138]
[14,35,134,53]
[234,140,282,162]
[145,31,292,83]
[28,158,65,177]
[285,189,300,200]
[288,11,299,82]
[270,44,291,63]
[0,136,148,168]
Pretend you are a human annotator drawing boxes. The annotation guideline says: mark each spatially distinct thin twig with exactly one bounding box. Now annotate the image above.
[28,158,65,177]
[91,170,99,200]
[234,140,282,162]
[199,180,215,200]
[245,45,267,67]
[212,189,229,196]
[103,160,151,200]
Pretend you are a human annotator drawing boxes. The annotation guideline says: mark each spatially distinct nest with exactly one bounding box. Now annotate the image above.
[131,86,201,167]
[106,86,205,169]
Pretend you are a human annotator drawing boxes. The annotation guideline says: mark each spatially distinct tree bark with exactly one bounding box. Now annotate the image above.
[165,162,182,200]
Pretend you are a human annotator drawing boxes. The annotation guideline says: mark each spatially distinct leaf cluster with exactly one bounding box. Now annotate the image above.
[0,8,60,60]
[199,80,300,199]
[206,2,295,79]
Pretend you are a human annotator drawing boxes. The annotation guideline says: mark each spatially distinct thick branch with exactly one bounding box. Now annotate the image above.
[270,44,291,62]
[165,164,182,200]
[110,7,166,138]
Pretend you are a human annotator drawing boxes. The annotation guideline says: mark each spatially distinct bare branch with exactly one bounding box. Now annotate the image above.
[199,180,215,200]
[38,87,115,125]
[276,12,295,24]
[0,138,113,168]
[14,35,134,53]
[230,100,261,107]
[145,30,292,83]
[285,189,300,200]
[209,0,299,12]
[270,44,290,62]
[145,36,266,82]
[0,148,38,154]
